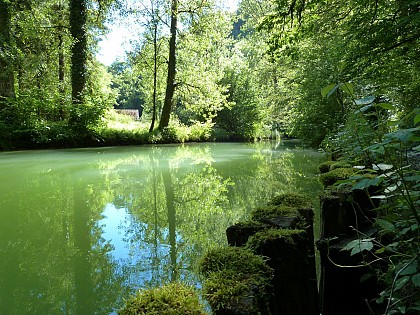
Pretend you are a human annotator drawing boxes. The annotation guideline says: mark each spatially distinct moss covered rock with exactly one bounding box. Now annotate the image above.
[245,228,305,251]
[319,167,357,187]
[250,205,298,223]
[267,192,312,208]
[319,160,352,173]
[226,220,270,247]
[118,283,208,315]
[199,246,273,314]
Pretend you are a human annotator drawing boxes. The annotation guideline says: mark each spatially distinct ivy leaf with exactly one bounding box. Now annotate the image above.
[342,238,374,256]
[394,276,410,291]
[399,260,418,276]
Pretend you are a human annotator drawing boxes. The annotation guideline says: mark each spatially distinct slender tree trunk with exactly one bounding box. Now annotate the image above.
[70,0,87,104]
[0,0,15,101]
[149,17,158,132]
[158,0,178,130]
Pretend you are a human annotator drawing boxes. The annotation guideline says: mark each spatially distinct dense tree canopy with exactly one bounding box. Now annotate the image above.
[0,0,418,147]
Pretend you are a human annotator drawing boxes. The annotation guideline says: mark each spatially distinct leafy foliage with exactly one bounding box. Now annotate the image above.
[324,100,420,313]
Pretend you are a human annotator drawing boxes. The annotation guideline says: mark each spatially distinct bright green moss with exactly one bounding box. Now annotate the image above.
[318,160,352,173]
[232,220,268,229]
[250,205,298,222]
[198,246,272,277]
[319,167,357,187]
[245,228,305,250]
[118,283,208,315]
[198,247,274,313]
[267,192,312,208]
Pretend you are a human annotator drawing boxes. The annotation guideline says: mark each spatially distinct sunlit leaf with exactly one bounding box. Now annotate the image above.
[376,103,394,110]
[339,82,354,95]
[372,163,393,171]
[355,96,375,106]
[342,238,374,256]
[321,83,338,98]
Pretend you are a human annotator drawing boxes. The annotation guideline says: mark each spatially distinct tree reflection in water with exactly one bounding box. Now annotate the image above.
[0,142,323,314]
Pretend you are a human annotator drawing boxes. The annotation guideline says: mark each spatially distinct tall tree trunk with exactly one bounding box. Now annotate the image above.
[0,0,15,101]
[70,0,87,104]
[158,0,178,130]
[149,14,158,132]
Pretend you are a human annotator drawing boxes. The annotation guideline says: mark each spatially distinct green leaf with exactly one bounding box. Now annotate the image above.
[342,238,374,256]
[399,260,418,276]
[414,114,420,125]
[321,83,338,98]
[355,104,373,114]
[352,177,382,190]
[376,103,394,110]
[412,274,420,287]
[404,175,420,182]
[339,82,354,95]
[394,276,410,291]
[385,128,419,143]
[375,219,396,233]
[355,96,375,106]
[372,163,393,171]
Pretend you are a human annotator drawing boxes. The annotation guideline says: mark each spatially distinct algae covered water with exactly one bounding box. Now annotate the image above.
[0,142,323,314]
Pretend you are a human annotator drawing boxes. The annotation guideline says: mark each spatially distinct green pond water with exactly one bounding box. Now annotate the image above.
[0,141,324,314]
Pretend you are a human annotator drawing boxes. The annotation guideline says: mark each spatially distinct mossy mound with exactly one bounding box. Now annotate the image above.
[245,228,305,251]
[199,246,273,314]
[199,246,273,277]
[267,192,312,208]
[319,167,357,187]
[319,160,352,173]
[251,205,298,222]
[226,220,270,246]
[118,283,208,315]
